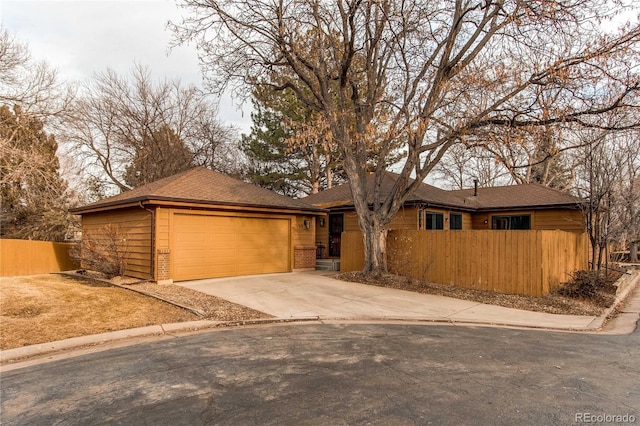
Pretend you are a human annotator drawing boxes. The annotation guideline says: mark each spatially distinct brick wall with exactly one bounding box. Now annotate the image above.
[156,248,172,284]
[294,246,316,270]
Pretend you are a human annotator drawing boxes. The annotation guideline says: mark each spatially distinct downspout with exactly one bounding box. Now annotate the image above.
[140,201,155,280]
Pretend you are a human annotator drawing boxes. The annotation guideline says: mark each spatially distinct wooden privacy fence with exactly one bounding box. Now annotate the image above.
[341,230,589,297]
[0,239,79,277]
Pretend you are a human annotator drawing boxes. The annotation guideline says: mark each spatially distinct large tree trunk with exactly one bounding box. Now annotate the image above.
[360,216,389,275]
[342,155,394,276]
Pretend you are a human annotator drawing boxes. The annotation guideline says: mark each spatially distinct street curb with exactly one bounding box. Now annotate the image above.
[586,269,640,330]
[0,317,321,364]
[1,326,163,363]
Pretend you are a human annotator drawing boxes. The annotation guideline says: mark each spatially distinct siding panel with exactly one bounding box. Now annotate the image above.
[81,208,152,279]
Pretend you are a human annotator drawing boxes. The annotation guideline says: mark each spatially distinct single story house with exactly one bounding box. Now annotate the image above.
[71,167,325,283]
[304,172,585,258]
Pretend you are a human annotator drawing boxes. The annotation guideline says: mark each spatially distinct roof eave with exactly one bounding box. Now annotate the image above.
[70,195,327,215]
[475,203,583,212]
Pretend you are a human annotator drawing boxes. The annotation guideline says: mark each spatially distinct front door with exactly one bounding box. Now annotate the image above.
[328,214,343,258]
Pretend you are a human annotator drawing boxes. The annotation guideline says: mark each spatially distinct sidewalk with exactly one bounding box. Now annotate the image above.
[2,272,638,364]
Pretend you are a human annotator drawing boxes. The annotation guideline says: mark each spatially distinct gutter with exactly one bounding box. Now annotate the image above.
[70,195,327,215]
[139,201,155,281]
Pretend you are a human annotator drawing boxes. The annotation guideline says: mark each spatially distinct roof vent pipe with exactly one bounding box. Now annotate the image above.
[473,179,478,197]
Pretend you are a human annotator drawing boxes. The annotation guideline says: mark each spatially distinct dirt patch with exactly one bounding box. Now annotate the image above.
[337,272,613,316]
[0,274,266,350]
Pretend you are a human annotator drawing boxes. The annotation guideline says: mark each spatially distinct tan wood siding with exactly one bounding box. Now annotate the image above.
[343,208,419,232]
[533,209,584,231]
[171,213,290,281]
[81,208,152,279]
[344,211,360,232]
[459,212,473,230]
[391,208,419,229]
[315,216,329,257]
[471,213,490,230]
[471,210,585,232]
[292,215,315,247]
[155,207,171,248]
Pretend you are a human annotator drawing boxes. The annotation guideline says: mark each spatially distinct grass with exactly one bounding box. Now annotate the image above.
[0,274,197,350]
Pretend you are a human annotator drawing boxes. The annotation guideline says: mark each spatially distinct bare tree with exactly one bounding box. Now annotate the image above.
[284,115,342,194]
[173,0,640,274]
[433,144,512,190]
[0,27,74,119]
[609,133,640,263]
[65,65,236,194]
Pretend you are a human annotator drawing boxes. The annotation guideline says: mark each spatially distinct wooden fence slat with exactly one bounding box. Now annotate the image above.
[341,230,588,297]
[1,239,79,277]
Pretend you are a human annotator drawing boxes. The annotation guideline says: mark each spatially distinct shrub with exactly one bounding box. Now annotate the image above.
[555,270,620,307]
[70,224,130,278]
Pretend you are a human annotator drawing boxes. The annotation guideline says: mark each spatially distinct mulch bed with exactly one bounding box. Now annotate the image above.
[337,272,618,316]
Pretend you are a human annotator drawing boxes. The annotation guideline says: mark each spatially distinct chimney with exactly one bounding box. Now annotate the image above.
[473,179,478,197]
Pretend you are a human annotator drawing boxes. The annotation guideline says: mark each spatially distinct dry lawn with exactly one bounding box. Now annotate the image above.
[0,274,199,350]
[1,273,272,350]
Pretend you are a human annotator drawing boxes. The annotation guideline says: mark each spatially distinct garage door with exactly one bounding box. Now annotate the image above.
[172,214,290,281]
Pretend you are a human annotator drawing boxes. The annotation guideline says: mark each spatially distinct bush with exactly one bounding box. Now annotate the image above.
[70,224,130,278]
[555,270,620,307]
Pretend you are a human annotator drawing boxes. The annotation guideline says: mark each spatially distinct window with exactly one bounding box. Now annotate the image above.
[450,213,463,230]
[491,215,531,230]
[426,212,444,230]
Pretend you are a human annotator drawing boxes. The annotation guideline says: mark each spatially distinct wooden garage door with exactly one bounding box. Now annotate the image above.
[172,214,290,281]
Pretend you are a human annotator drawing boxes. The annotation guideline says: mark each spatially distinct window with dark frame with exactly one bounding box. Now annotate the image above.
[491,214,531,230]
[426,211,444,230]
[450,213,463,230]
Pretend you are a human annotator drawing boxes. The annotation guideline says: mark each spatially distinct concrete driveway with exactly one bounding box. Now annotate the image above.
[177,272,599,329]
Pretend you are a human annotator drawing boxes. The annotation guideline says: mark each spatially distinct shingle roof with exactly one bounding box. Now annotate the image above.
[303,172,470,209]
[449,183,581,210]
[303,172,581,211]
[71,167,324,214]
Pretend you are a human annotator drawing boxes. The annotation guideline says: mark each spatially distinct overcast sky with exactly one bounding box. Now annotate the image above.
[0,0,253,131]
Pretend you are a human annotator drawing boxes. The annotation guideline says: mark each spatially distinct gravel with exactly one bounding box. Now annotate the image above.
[121,282,271,321]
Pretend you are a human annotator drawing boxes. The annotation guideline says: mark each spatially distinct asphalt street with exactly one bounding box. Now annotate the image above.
[1,323,639,425]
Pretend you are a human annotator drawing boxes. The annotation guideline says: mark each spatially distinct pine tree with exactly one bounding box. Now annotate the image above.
[123,125,195,188]
[241,86,343,196]
[0,105,74,240]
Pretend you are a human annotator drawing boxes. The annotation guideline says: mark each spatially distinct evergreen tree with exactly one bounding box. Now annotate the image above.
[241,86,343,197]
[0,105,75,241]
[123,125,194,188]
[241,99,306,197]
